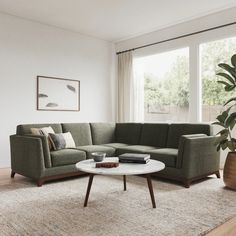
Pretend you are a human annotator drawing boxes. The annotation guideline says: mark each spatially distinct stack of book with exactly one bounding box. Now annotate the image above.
[95,157,119,168]
[118,153,150,164]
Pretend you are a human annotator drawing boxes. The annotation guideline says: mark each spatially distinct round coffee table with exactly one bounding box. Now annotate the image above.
[76,158,165,208]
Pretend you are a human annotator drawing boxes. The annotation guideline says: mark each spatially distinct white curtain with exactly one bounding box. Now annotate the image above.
[117,51,144,122]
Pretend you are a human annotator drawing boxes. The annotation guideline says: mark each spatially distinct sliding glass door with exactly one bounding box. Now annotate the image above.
[200,36,236,122]
[133,32,236,123]
[133,47,189,122]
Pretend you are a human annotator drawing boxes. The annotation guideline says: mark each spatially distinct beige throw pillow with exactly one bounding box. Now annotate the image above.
[30,126,55,150]
[30,128,42,135]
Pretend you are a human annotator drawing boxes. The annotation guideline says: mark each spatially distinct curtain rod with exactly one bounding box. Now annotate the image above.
[116,21,236,55]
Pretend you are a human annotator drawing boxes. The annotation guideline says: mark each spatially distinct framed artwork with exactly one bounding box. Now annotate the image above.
[37,76,80,111]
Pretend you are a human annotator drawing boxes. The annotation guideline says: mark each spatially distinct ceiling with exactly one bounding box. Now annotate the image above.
[0,0,235,42]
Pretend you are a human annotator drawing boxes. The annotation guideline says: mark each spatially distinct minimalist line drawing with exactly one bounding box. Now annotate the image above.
[46,102,58,107]
[37,76,80,111]
[38,93,48,98]
[67,85,76,93]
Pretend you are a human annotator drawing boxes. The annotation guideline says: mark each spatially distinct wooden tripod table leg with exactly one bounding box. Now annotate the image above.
[146,174,156,208]
[84,174,94,207]
[123,175,127,191]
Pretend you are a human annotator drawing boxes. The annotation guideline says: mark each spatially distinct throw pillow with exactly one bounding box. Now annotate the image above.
[30,126,55,150]
[30,128,42,135]
[48,132,76,151]
[40,126,55,136]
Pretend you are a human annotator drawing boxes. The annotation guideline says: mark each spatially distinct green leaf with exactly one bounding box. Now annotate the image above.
[218,63,236,79]
[217,80,231,87]
[231,54,236,67]
[216,128,229,136]
[222,141,228,150]
[227,141,236,151]
[216,110,228,123]
[232,139,236,151]
[217,72,235,85]
[224,97,236,106]
[219,139,228,150]
[230,119,236,130]
[212,121,226,128]
[225,112,236,127]
[217,145,221,151]
[225,85,236,91]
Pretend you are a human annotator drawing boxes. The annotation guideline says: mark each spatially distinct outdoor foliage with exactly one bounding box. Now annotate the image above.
[144,38,236,110]
[144,55,189,108]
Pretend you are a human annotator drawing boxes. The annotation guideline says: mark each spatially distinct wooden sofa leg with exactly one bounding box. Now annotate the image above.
[11,170,15,178]
[215,170,221,178]
[37,179,44,187]
[183,180,191,188]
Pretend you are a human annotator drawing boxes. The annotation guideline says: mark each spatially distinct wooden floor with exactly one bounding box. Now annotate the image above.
[0,168,235,235]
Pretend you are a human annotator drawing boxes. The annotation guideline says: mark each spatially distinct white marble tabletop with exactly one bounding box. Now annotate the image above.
[76,157,165,175]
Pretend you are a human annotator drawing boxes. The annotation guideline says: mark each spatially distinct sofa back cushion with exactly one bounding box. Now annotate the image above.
[90,123,115,145]
[16,123,62,135]
[61,123,92,146]
[139,123,169,147]
[166,123,212,148]
[115,123,142,144]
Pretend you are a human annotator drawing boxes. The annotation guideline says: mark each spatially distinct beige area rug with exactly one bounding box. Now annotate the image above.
[0,175,236,236]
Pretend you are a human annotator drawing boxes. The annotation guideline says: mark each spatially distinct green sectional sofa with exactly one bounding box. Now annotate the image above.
[10,122,220,187]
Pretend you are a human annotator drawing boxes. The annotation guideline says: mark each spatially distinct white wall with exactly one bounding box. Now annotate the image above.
[0,13,115,167]
[116,8,236,168]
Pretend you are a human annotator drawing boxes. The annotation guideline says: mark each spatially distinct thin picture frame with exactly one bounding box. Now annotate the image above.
[37,75,80,111]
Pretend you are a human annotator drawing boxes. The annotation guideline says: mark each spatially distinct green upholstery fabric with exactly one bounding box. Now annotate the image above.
[16,123,62,135]
[139,123,169,147]
[10,122,220,187]
[51,149,86,167]
[43,164,80,177]
[116,145,156,156]
[116,123,142,144]
[62,123,92,146]
[103,143,129,149]
[26,134,52,168]
[90,123,115,144]
[76,145,115,159]
[10,135,45,179]
[166,123,212,148]
[177,134,207,168]
[178,135,220,179]
[148,148,178,168]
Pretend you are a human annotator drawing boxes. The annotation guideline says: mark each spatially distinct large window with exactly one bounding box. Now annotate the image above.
[134,47,189,122]
[200,36,236,122]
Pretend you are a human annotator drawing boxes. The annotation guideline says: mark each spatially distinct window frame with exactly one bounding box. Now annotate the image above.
[133,24,236,122]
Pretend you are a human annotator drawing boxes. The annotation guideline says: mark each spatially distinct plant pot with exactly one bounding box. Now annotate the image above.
[223,152,236,190]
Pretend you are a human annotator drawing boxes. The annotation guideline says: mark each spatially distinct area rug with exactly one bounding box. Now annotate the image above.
[0,175,235,236]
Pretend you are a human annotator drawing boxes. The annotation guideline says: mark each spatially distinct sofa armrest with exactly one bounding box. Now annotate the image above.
[10,135,46,179]
[177,135,220,178]
[25,134,51,167]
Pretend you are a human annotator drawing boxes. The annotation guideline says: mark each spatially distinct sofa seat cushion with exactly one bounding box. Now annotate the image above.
[103,143,129,149]
[51,149,86,167]
[116,145,157,156]
[148,148,178,168]
[76,145,115,159]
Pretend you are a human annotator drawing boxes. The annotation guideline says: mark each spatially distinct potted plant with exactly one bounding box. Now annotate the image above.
[213,53,236,190]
